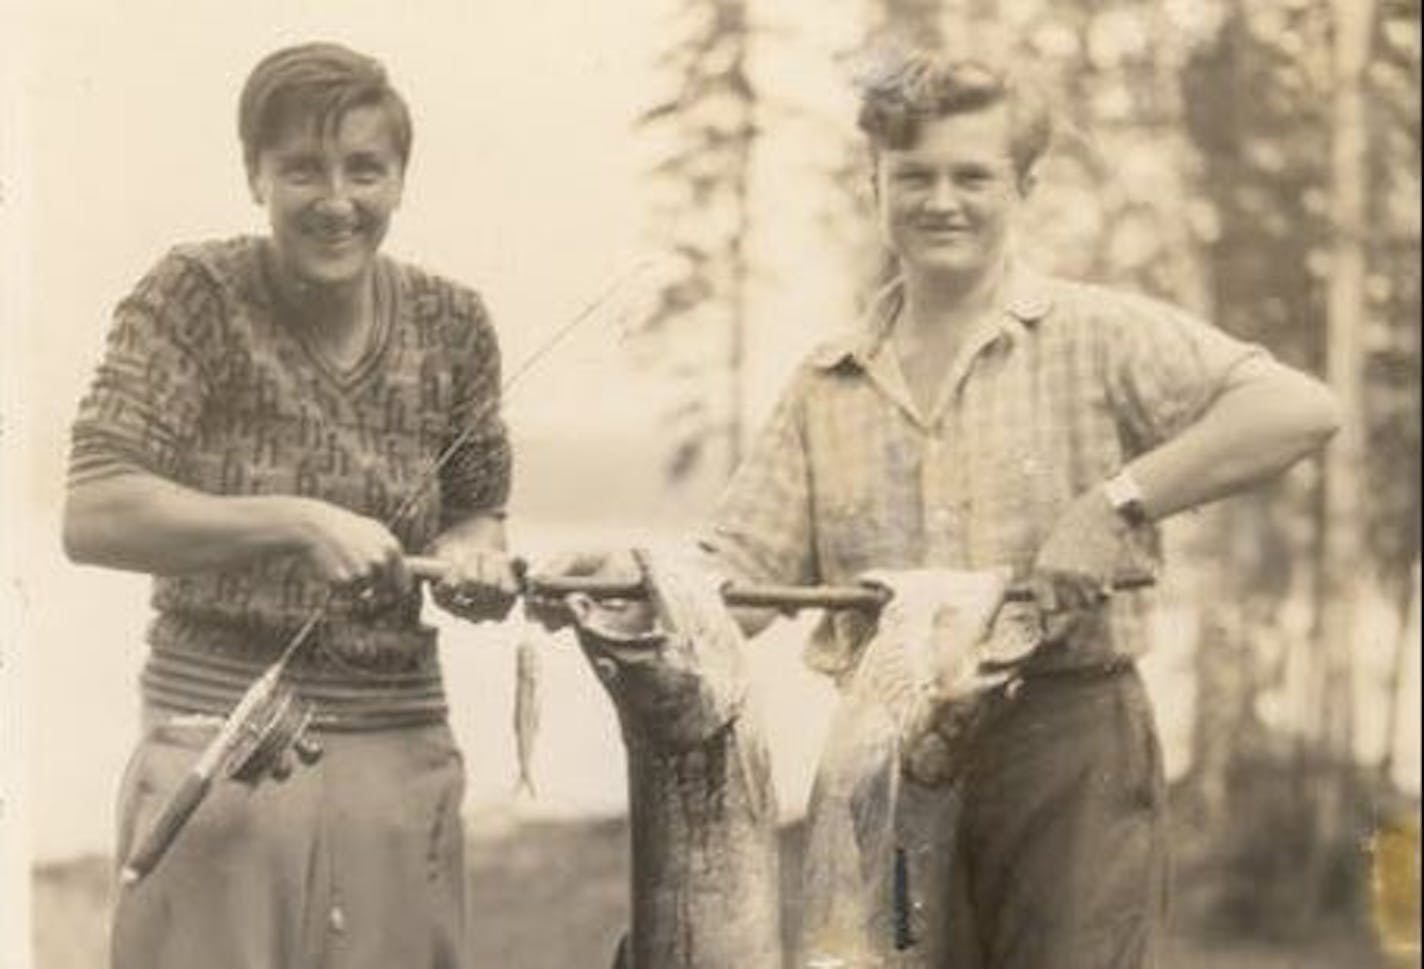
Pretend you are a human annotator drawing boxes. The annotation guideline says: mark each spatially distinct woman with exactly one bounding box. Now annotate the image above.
[63,42,517,968]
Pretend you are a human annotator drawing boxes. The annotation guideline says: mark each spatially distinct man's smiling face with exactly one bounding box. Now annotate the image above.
[875,104,1026,283]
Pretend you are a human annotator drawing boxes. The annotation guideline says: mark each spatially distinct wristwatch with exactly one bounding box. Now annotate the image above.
[1103,469,1150,527]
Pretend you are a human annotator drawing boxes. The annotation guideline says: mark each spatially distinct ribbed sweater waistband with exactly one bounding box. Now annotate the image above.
[142,644,448,732]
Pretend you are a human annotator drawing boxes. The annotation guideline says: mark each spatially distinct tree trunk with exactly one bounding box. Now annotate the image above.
[1378,559,1420,784]
[1303,0,1377,920]
[726,34,753,476]
[638,0,757,484]
[868,0,944,47]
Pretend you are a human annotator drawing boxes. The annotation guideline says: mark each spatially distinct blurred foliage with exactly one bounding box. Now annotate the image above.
[871,0,944,45]
[635,0,759,480]
[1184,0,1421,604]
[1170,753,1393,940]
[1360,0,1422,600]
[1175,2,1340,856]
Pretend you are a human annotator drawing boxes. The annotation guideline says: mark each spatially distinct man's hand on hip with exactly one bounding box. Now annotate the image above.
[1028,485,1146,647]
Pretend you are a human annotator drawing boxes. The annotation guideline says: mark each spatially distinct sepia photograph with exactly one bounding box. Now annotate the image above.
[1,0,1419,967]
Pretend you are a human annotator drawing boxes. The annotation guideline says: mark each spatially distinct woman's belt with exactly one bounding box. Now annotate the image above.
[1015,642,1137,678]
[142,645,448,731]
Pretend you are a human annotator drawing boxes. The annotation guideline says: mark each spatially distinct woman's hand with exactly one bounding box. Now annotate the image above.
[523,549,645,632]
[428,546,520,623]
[61,472,410,592]
[426,514,520,623]
[286,497,410,602]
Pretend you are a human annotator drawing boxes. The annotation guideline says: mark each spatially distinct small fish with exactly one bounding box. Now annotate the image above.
[564,548,782,969]
[512,630,542,799]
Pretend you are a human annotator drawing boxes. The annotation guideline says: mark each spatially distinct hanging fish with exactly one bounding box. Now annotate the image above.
[561,547,783,969]
[512,628,542,799]
[798,568,1036,968]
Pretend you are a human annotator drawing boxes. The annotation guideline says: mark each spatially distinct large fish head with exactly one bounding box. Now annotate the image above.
[564,547,749,750]
[857,566,1016,704]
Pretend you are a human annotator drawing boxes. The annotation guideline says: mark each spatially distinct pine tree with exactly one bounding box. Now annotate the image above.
[637,0,759,480]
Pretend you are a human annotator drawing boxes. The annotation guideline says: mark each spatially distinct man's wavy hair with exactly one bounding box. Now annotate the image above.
[854,48,1052,182]
[238,42,413,176]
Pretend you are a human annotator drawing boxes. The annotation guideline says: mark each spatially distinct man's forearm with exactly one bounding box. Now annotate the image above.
[1128,359,1341,521]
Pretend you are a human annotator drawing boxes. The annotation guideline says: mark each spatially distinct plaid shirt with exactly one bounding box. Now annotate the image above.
[702,264,1263,675]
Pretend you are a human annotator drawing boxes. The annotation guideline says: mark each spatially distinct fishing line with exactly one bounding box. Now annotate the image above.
[387,257,657,527]
[118,260,664,884]
[270,257,660,673]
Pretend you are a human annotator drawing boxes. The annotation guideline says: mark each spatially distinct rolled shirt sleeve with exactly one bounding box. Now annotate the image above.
[1102,292,1268,453]
[438,289,512,527]
[700,372,818,587]
[68,253,217,487]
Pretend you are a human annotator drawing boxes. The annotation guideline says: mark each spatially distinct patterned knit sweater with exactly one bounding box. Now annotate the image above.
[69,237,510,691]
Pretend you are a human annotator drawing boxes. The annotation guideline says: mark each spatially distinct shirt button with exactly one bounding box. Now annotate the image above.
[330,906,346,933]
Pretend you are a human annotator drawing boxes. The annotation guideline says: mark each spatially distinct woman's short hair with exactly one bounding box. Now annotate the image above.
[855,49,1051,180]
[238,42,413,174]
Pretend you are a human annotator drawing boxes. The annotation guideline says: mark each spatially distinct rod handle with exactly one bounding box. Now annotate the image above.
[120,771,210,885]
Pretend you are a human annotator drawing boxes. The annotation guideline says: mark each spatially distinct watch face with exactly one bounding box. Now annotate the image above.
[1104,473,1147,525]
[1114,497,1149,528]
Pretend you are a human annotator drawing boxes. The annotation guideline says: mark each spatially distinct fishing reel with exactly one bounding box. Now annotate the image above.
[219,678,322,784]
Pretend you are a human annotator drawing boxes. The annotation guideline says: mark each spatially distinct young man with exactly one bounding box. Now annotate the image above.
[699,52,1341,967]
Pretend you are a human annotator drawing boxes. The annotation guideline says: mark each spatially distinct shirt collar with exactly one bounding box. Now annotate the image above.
[809,262,1054,372]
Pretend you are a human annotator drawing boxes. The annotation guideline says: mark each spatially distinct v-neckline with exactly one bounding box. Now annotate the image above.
[261,246,397,394]
[876,307,1010,430]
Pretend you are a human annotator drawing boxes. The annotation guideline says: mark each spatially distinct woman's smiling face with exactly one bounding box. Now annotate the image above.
[248,103,405,292]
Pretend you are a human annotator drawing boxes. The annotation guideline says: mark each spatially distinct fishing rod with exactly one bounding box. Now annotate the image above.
[120,261,659,885]
[123,545,1153,881]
